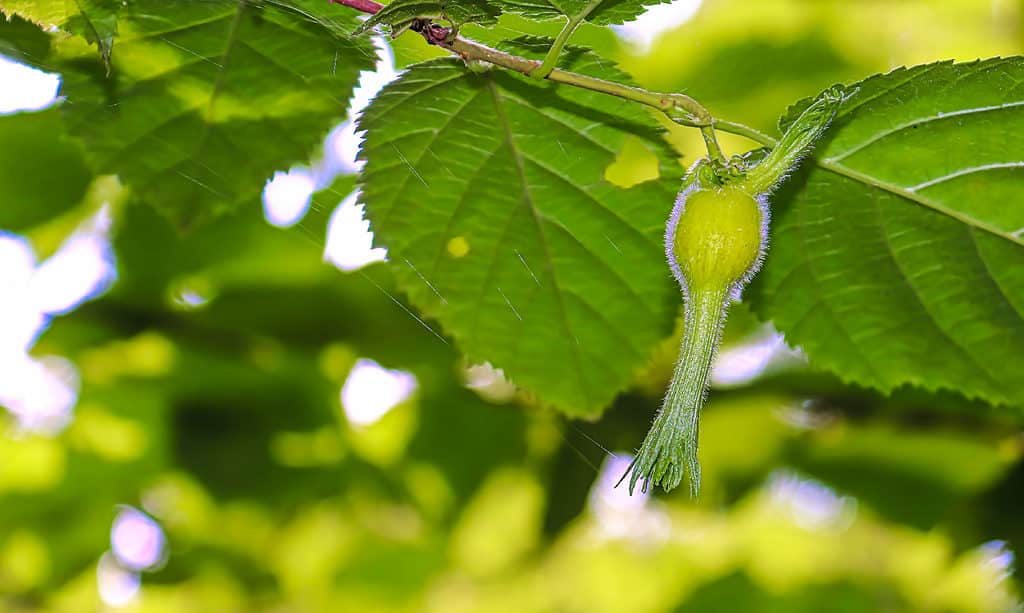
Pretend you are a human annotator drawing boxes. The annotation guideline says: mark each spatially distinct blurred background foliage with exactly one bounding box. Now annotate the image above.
[2,0,1024,611]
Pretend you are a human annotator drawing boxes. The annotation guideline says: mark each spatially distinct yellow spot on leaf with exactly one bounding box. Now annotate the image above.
[447,236,470,258]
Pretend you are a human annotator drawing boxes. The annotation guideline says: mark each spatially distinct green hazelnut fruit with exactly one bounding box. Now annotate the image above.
[626,87,848,496]
[668,185,765,295]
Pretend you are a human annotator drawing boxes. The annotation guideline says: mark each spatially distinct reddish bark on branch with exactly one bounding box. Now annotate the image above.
[329,0,383,15]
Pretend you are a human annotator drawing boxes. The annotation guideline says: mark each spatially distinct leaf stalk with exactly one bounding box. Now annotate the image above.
[529,0,603,80]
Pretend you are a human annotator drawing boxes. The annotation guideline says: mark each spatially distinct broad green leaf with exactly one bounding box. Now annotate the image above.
[0,10,51,63]
[495,0,671,26]
[488,0,560,22]
[1,0,76,25]
[357,44,682,416]
[355,0,501,37]
[45,0,375,229]
[63,0,119,70]
[0,110,92,231]
[751,58,1024,408]
[1,0,120,69]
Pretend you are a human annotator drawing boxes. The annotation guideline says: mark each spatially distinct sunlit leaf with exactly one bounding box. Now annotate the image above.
[44,0,375,229]
[358,41,682,416]
[1,0,120,69]
[752,58,1024,407]
[0,10,52,63]
[495,0,671,25]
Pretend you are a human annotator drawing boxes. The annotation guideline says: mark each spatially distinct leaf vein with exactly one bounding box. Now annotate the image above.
[483,79,593,409]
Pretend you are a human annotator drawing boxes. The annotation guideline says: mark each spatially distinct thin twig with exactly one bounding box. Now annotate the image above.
[328,0,772,149]
[330,0,384,14]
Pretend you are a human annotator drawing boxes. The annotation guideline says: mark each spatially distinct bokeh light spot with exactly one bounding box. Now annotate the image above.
[263,168,315,228]
[0,57,59,114]
[341,358,416,427]
[97,552,140,607]
[110,507,167,572]
[324,191,388,272]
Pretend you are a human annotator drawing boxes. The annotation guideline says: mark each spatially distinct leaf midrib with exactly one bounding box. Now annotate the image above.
[815,158,1024,247]
[485,78,593,410]
[188,1,246,158]
[870,181,1007,395]
[70,0,112,62]
[784,58,1024,247]
[826,100,1024,163]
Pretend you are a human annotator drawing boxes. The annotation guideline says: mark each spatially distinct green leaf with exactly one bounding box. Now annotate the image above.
[682,573,899,613]
[1,0,121,69]
[751,58,1024,408]
[0,11,52,63]
[2,0,75,25]
[788,423,1009,528]
[46,0,375,229]
[355,0,501,37]
[495,0,671,26]
[357,43,682,416]
[63,0,120,71]
[0,110,92,231]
